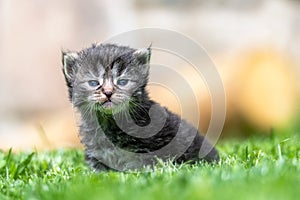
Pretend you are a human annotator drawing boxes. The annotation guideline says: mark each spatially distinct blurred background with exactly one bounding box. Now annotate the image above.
[0,0,300,151]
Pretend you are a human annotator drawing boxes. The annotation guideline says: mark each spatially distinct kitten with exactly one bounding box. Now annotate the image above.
[62,43,219,171]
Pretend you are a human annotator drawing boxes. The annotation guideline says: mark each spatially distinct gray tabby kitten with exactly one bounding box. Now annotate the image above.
[62,43,219,171]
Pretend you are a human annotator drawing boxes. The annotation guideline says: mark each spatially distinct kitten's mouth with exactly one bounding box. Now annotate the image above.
[101,100,114,108]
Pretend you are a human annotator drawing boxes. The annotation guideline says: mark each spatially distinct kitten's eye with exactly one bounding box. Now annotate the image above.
[88,80,100,87]
[117,79,129,86]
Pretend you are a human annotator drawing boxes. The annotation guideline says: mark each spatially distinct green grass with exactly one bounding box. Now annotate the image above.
[1,133,300,200]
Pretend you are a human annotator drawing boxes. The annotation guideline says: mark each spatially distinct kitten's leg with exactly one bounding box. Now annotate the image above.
[177,133,219,164]
[85,154,113,171]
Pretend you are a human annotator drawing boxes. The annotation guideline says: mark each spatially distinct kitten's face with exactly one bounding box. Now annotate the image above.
[62,44,151,112]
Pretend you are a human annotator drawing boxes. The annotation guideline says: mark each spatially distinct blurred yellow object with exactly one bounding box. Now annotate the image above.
[234,48,298,130]
[149,47,300,135]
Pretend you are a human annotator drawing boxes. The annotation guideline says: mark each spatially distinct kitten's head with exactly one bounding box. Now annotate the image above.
[62,43,151,113]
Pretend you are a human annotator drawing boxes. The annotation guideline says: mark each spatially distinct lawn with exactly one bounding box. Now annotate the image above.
[1,133,300,200]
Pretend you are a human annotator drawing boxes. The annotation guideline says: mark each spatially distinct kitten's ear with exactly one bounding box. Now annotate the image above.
[62,51,79,83]
[133,47,151,65]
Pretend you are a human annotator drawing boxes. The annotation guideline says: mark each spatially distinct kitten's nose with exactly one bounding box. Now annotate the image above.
[102,79,114,99]
[103,90,113,98]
